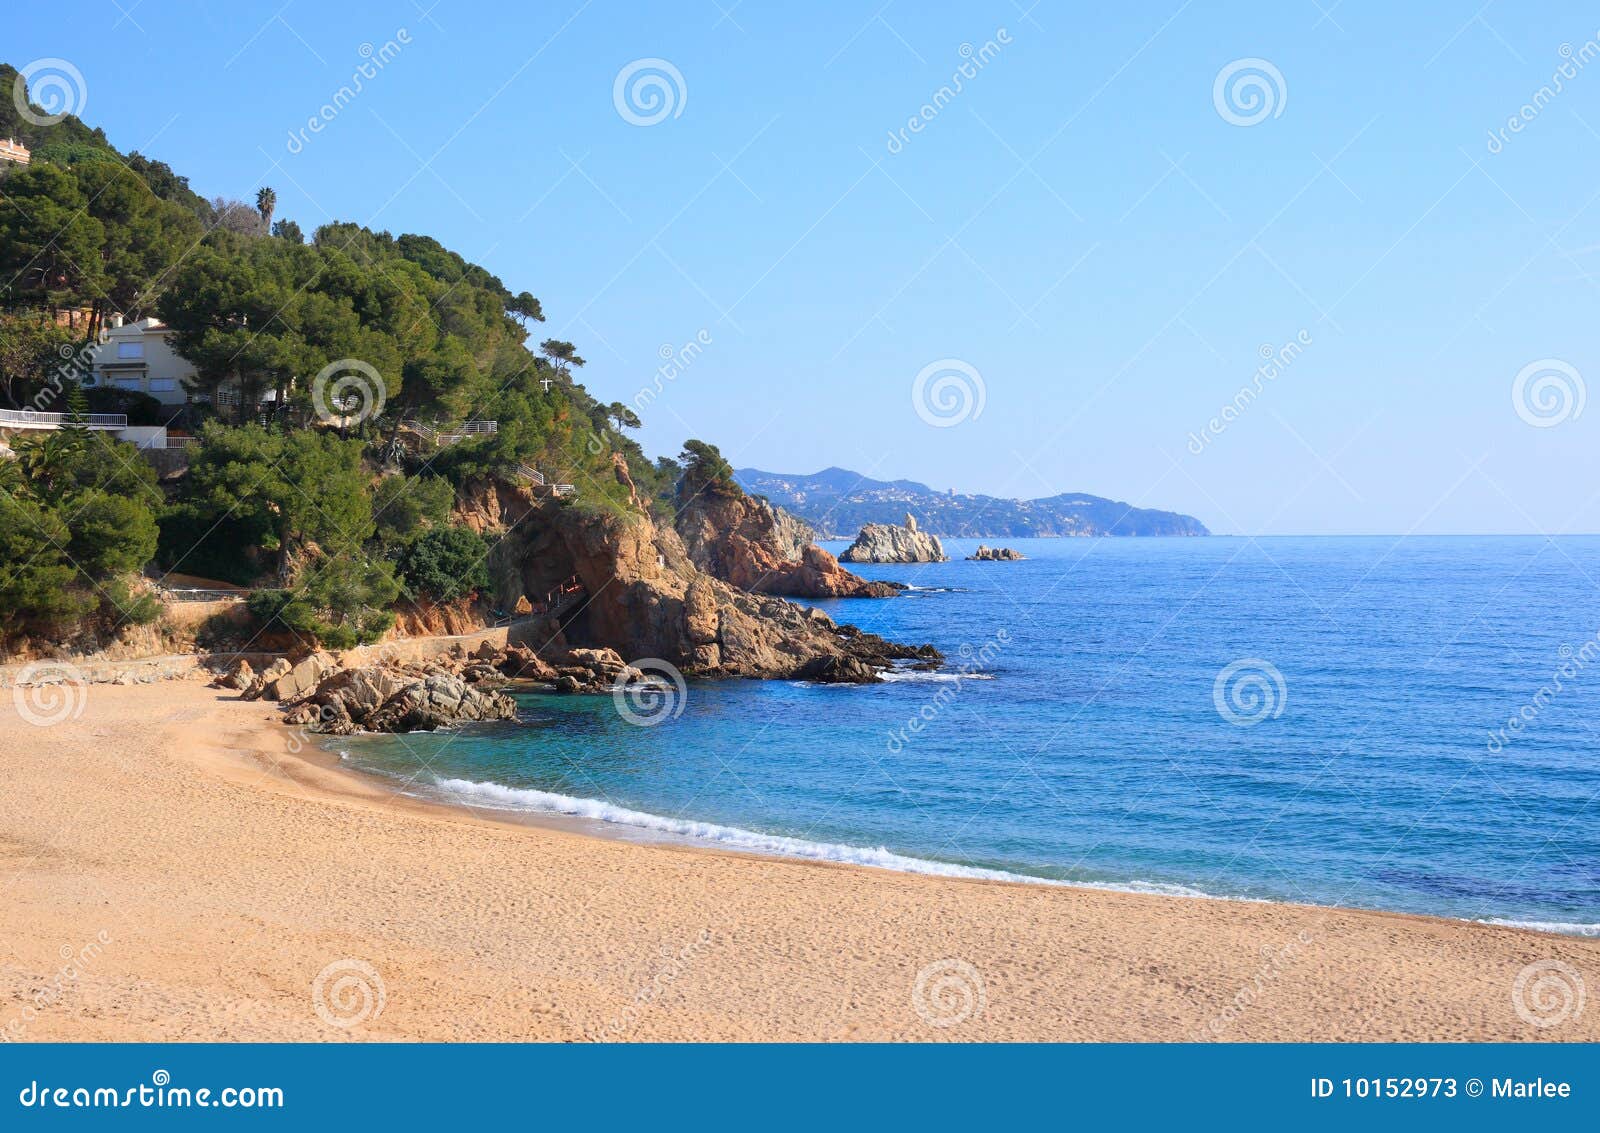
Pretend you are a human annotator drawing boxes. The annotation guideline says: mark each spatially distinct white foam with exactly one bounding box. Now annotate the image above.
[432,775,1215,897]
[878,669,993,683]
[1482,917,1600,937]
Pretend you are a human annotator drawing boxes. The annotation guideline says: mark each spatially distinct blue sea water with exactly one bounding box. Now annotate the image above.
[335,536,1600,932]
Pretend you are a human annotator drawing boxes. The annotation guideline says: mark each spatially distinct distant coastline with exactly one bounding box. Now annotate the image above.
[736,466,1208,538]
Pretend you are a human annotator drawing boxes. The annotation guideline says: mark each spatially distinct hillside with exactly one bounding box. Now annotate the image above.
[734,467,1208,538]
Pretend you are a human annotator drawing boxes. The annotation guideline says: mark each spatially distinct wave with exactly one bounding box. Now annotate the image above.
[878,669,994,683]
[902,584,968,593]
[431,775,1214,896]
[1482,917,1600,937]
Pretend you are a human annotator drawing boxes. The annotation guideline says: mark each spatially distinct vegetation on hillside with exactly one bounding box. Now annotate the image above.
[0,62,687,653]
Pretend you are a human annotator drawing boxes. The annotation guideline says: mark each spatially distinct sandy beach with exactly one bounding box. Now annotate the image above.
[1,678,1594,1042]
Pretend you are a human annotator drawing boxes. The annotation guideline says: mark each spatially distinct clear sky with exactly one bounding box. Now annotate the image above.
[9,2,1600,534]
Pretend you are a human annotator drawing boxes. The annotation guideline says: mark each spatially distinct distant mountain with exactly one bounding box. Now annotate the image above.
[733,467,1208,538]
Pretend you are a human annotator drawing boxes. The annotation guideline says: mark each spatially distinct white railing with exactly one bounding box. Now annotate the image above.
[514,463,546,486]
[411,419,498,446]
[553,483,577,497]
[0,408,127,430]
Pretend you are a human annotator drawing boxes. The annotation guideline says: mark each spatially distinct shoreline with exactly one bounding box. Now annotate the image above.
[331,734,1600,937]
[2,679,1595,1041]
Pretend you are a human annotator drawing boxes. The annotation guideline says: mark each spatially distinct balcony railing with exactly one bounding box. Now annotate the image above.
[0,408,127,429]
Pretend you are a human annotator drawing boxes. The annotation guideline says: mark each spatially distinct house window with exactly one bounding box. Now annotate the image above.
[112,378,142,391]
[116,342,144,359]
[149,378,177,393]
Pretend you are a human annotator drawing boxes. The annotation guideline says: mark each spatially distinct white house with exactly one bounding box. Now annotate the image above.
[85,317,197,406]
[85,316,277,410]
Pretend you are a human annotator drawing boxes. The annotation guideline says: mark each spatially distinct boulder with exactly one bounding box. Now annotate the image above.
[210,658,255,690]
[241,657,292,700]
[264,652,337,702]
[967,544,1026,561]
[293,664,517,734]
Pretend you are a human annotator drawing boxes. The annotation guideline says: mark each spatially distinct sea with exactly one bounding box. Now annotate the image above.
[331,536,1600,934]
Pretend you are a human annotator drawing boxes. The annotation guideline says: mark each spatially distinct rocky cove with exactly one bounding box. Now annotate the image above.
[224,471,942,733]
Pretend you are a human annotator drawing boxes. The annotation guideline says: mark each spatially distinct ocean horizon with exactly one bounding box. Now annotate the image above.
[333,534,1600,935]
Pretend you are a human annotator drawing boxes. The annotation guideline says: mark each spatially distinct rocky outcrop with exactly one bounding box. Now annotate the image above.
[675,490,898,599]
[240,652,337,702]
[838,521,948,564]
[475,488,938,683]
[283,662,518,735]
[967,545,1025,561]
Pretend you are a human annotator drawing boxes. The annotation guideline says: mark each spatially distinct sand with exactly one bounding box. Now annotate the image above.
[0,679,1594,1042]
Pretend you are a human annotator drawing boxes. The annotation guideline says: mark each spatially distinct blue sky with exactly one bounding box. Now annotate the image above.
[10,1,1600,534]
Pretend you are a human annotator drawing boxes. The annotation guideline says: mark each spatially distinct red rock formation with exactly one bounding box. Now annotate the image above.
[675,491,899,599]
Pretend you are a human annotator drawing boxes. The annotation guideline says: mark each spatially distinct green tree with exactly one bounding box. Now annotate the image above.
[539,339,585,382]
[66,489,159,576]
[677,439,739,499]
[396,525,489,602]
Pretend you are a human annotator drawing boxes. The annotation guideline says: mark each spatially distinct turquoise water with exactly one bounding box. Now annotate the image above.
[336,536,1600,932]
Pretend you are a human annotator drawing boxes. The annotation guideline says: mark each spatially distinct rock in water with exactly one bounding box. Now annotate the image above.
[838,522,948,564]
[967,544,1026,561]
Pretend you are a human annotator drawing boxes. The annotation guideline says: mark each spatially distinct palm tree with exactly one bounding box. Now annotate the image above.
[255,187,277,231]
